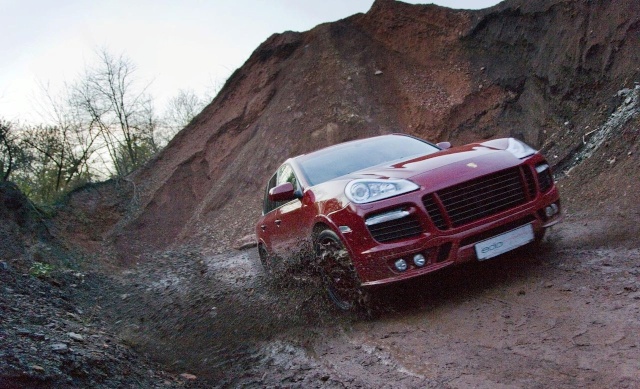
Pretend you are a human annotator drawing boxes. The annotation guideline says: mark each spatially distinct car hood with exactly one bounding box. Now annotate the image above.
[344,142,527,192]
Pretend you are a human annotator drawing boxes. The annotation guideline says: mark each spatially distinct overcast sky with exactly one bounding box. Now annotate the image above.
[0,0,501,123]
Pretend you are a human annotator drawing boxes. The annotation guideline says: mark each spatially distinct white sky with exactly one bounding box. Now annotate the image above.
[0,0,501,124]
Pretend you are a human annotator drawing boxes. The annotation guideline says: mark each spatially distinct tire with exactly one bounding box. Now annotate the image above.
[258,244,274,276]
[314,229,369,311]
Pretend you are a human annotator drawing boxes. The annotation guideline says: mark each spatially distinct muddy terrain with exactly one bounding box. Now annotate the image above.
[2,0,640,387]
[3,185,640,388]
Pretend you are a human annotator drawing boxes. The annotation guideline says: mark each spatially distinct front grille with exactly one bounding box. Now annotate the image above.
[366,214,423,242]
[427,167,528,228]
[523,166,537,199]
[423,195,447,230]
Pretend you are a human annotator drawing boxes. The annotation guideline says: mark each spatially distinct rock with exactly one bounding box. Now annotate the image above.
[67,332,85,342]
[560,284,572,292]
[233,234,257,250]
[374,70,383,75]
[31,365,45,372]
[17,328,31,336]
[51,343,69,353]
[66,312,81,321]
[0,261,9,271]
[30,333,46,341]
[180,373,197,380]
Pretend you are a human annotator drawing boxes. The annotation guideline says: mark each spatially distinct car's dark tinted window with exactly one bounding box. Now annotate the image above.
[263,164,301,214]
[277,164,299,190]
[298,136,439,186]
[263,173,278,214]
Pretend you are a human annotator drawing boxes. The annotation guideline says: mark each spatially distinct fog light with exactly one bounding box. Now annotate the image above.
[413,253,426,267]
[394,259,408,272]
[545,203,559,218]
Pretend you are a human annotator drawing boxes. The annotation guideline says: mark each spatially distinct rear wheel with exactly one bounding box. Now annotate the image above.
[314,230,369,311]
[258,244,274,276]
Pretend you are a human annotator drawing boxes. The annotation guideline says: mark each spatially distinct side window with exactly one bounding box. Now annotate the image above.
[276,164,299,190]
[263,164,300,214]
[263,173,278,214]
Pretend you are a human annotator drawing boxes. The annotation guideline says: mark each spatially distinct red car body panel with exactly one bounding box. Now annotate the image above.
[256,135,561,287]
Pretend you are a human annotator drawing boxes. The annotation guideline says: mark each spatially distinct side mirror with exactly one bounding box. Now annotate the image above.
[269,182,299,202]
[436,141,451,150]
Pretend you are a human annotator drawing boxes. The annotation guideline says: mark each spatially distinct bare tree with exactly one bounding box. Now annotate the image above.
[69,49,159,176]
[0,120,22,181]
[18,123,95,203]
[164,88,205,132]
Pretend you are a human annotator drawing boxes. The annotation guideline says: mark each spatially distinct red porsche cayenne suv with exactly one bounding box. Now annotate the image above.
[256,134,561,310]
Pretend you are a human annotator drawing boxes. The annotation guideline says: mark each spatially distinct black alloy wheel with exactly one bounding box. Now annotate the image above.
[315,229,369,311]
[258,244,274,275]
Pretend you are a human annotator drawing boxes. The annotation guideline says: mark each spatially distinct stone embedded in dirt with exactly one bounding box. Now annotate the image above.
[374,70,383,75]
[30,332,46,341]
[51,343,69,353]
[234,234,257,250]
[180,373,197,380]
[67,332,84,342]
[31,365,45,372]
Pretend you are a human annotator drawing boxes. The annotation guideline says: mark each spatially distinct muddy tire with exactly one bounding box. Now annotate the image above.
[314,229,370,312]
[258,244,275,276]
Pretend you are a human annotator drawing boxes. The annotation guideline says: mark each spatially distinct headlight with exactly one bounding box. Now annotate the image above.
[345,179,419,204]
[505,138,536,159]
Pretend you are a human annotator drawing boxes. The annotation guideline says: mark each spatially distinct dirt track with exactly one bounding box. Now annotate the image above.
[98,208,640,388]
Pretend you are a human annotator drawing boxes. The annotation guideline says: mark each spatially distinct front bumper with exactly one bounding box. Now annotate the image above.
[329,166,561,287]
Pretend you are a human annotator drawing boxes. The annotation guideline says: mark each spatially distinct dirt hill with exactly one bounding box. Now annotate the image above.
[70,0,636,262]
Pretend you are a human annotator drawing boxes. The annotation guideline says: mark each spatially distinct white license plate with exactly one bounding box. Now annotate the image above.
[475,224,534,260]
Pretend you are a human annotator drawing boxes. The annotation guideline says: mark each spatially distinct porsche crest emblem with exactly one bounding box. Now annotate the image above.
[467,162,478,168]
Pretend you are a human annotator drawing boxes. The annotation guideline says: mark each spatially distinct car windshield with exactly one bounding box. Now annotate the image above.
[298,135,440,186]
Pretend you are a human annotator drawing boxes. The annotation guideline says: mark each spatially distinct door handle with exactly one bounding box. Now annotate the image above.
[275,219,282,226]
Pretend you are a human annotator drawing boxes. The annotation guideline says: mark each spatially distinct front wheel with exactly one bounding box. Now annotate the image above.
[314,230,369,311]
